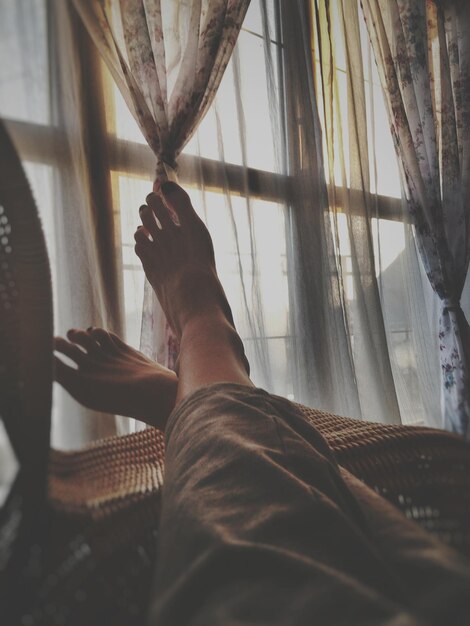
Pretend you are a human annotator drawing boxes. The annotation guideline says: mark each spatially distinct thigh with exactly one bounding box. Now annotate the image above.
[147,383,470,626]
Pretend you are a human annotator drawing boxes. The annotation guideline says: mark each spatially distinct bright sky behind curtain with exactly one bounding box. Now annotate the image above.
[105,0,446,428]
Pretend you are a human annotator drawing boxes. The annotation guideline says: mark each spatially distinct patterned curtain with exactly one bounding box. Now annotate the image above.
[73,0,250,182]
[362,0,470,437]
[73,0,250,368]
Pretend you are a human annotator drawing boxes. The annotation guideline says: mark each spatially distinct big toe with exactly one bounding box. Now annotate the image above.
[91,327,131,354]
[158,182,196,223]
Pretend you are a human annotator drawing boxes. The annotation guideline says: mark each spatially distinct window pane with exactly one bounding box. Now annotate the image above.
[0,0,50,125]
[112,173,290,391]
[359,6,401,198]
[184,29,280,172]
[107,1,281,173]
[243,0,277,39]
[315,2,401,198]
[190,189,288,340]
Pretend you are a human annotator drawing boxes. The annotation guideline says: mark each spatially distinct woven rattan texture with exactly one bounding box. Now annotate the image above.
[298,404,470,558]
[0,121,53,476]
[16,497,161,626]
[49,403,470,560]
[48,427,165,519]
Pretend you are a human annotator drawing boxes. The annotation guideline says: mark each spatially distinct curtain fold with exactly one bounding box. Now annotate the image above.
[0,0,123,447]
[312,0,402,422]
[280,0,363,418]
[362,0,470,437]
[72,0,251,183]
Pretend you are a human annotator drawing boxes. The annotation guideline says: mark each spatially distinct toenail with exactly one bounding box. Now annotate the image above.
[160,181,179,194]
[87,326,94,331]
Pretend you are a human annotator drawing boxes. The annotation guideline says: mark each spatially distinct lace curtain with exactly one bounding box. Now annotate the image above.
[73,0,250,183]
[362,0,470,437]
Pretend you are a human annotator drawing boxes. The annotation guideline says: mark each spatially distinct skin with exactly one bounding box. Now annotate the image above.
[54,328,177,429]
[54,181,252,428]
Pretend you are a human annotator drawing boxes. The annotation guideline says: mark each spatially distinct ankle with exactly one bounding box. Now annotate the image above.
[172,269,233,335]
[181,312,250,377]
[181,309,234,345]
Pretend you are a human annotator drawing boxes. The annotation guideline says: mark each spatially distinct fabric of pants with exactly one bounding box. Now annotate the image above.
[146,383,470,626]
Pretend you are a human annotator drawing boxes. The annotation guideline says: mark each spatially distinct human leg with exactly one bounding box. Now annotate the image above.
[136,182,470,625]
[134,182,252,403]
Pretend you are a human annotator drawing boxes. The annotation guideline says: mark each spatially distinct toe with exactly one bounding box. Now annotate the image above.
[54,356,87,401]
[105,330,133,352]
[66,329,101,356]
[158,182,195,223]
[146,192,177,228]
[134,225,153,259]
[54,337,89,367]
[139,204,160,240]
[89,327,121,354]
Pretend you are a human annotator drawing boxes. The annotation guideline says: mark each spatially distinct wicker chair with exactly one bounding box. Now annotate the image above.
[1,119,470,625]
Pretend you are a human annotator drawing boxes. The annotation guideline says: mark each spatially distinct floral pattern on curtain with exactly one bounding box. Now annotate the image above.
[73,0,250,181]
[362,0,470,437]
[73,0,250,369]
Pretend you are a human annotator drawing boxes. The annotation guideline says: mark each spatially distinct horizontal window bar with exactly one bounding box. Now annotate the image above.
[4,118,402,220]
[108,136,289,203]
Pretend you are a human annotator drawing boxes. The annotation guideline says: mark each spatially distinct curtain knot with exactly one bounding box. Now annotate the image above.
[155,151,178,187]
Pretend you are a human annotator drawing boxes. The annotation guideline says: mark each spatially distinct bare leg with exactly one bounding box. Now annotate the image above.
[54,327,177,429]
[134,182,252,404]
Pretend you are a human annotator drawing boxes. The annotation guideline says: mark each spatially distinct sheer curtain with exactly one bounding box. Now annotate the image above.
[105,1,292,398]
[0,0,453,496]
[281,0,445,427]
[0,0,121,449]
[73,0,251,371]
[73,0,445,428]
[106,0,401,421]
[73,0,250,184]
[362,0,470,437]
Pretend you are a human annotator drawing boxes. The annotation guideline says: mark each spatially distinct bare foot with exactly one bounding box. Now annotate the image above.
[134,182,250,393]
[54,328,177,429]
[134,182,237,339]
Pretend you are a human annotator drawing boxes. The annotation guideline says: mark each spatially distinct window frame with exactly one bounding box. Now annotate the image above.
[5,117,402,220]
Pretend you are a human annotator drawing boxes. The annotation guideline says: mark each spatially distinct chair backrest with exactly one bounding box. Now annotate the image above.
[0,119,53,484]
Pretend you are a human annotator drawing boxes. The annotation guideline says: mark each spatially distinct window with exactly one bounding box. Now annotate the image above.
[105,0,294,396]
[311,0,428,424]
[0,0,434,432]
